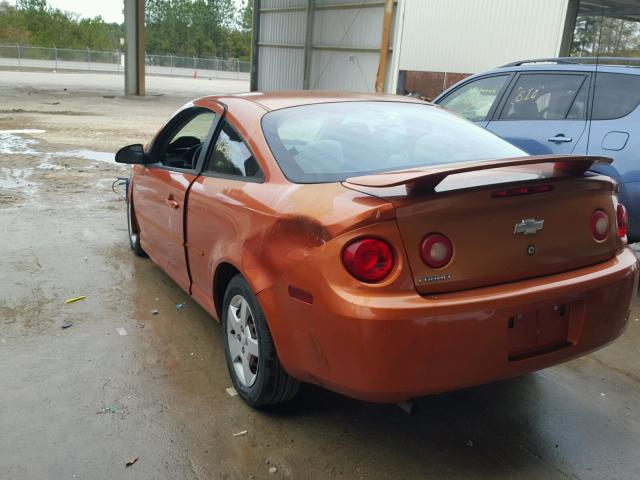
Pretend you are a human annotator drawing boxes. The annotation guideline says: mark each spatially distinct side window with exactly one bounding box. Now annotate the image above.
[438,75,510,122]
[567,78,590,120]
[499,74,586,121]
[592,73,640,120]
[157,109,216,169]
[205,121,264,180]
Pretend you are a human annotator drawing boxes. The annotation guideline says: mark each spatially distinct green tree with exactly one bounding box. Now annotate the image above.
[145,0,250,59]
[571,15,640,57]
[0,2,31,43]
[1,0,251,59]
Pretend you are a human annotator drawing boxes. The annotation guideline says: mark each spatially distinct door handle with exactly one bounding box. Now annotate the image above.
[547,135,573,144]
[166,198,180,209]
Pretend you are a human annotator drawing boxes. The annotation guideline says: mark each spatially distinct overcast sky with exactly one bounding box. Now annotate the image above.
[45,0,245,24]
[47,0,124,23]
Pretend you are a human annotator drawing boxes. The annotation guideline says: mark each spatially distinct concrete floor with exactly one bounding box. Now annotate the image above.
[1,73,639,480]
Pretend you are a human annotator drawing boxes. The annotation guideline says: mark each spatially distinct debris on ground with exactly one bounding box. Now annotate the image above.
[125,456,138,467]
[268,466,278,474]
[61,320,73,329]
[116,328,128,336]
[151,309,159,315]
[233,430,248,437]
[64,295,86,304]
[600,392,607,397]
[466,440,474,447]
[176,303,186,310]
[397,400,415,415]
[138,322,145,329]
[97,405,121,415]
[226,387,238,397]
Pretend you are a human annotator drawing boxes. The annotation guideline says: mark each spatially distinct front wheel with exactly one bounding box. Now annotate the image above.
[127,199,146,257]
[222,275,300,407]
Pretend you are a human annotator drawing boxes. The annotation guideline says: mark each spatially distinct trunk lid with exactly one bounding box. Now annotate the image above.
[344,155,620,294]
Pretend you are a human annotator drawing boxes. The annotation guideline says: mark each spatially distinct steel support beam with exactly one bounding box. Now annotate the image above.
[250,0,261,91]
[560,0,579,56]
[124,0,145,96]
[302,0,315,90]
[260,2,388,13]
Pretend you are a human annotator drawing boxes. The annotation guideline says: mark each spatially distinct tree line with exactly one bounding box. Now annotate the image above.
[0,0,252,60]
[571,14,640,57]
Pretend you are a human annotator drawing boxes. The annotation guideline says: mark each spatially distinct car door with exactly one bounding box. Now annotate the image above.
[133,107,217,292]
[186,119,266,315]
[435,73,513,127]
[486,72,590,155]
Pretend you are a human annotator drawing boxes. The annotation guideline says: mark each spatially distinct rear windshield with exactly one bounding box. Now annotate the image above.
[261,101,525,183]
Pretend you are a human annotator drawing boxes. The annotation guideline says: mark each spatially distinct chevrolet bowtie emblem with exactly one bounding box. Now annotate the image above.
[514,218,544,235]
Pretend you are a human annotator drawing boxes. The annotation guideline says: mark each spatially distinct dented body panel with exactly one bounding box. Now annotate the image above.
[127,91,638,403]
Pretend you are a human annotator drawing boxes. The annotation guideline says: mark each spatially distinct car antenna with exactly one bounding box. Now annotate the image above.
[586,0,606,157]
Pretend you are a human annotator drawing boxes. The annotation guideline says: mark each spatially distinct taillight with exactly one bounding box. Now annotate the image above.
[591,210,610,241]
[492,184,554,198]
[420,233,453,268]
[342,238,394,283]
[616,203,628,238]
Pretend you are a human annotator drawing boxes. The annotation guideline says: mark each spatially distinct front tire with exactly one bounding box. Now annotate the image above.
[127,199,146,257]
[222,275,300,407]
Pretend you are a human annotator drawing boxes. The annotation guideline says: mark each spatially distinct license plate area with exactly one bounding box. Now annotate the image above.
[507,302,582,361]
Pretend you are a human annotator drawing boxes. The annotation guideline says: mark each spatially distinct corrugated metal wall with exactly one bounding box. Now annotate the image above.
[255,0,394,92]
[398,0,571,73]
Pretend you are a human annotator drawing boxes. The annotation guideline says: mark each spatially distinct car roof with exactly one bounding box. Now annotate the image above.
[433,61,640,102]
[484,62,640,76]
[204,90,429,111]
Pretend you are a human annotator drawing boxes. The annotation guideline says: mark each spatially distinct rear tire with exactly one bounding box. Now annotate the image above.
[127,199,146,257]
[222,275,300,407]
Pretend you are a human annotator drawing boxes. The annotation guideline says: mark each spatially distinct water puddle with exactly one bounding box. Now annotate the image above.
[0,167,38,194]
[49,149,115,163]
[0,132,40,155]
[0,131,120,193]
[0,130,115,163]
[0,129,47,134]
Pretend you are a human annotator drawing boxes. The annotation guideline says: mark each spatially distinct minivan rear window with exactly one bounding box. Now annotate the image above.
[261,102,525,184]
[592,73,640,120]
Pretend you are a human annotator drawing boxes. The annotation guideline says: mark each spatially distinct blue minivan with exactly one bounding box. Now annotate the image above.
[434,58,640,241]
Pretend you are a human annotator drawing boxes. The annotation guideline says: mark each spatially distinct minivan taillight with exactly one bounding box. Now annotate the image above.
[591,210,610,241]
[616,204,628,238]
[420,233,453,268]
[342,238,394,283]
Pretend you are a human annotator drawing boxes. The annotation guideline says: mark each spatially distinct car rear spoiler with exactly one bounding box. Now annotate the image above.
[343,155,613,192]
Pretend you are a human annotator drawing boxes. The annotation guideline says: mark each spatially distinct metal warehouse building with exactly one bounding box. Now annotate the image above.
[250,0,640,97]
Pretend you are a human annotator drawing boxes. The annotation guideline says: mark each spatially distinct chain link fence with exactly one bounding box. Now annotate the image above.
[0,44,250,80]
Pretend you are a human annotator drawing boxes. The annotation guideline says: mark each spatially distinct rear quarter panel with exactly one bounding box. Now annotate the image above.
[185,178,395,320]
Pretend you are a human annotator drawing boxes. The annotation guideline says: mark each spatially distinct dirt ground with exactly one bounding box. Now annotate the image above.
[1,72,640,480]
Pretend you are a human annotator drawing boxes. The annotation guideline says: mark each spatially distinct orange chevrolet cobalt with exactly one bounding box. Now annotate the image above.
[116,92,638,406]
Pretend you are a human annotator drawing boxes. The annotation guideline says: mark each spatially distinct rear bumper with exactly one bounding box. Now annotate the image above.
[259,248,638,403]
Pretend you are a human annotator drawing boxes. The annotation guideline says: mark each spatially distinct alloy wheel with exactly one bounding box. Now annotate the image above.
[227,294,260,387]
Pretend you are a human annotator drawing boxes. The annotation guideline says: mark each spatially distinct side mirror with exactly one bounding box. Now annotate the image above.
[115,144,147,164]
